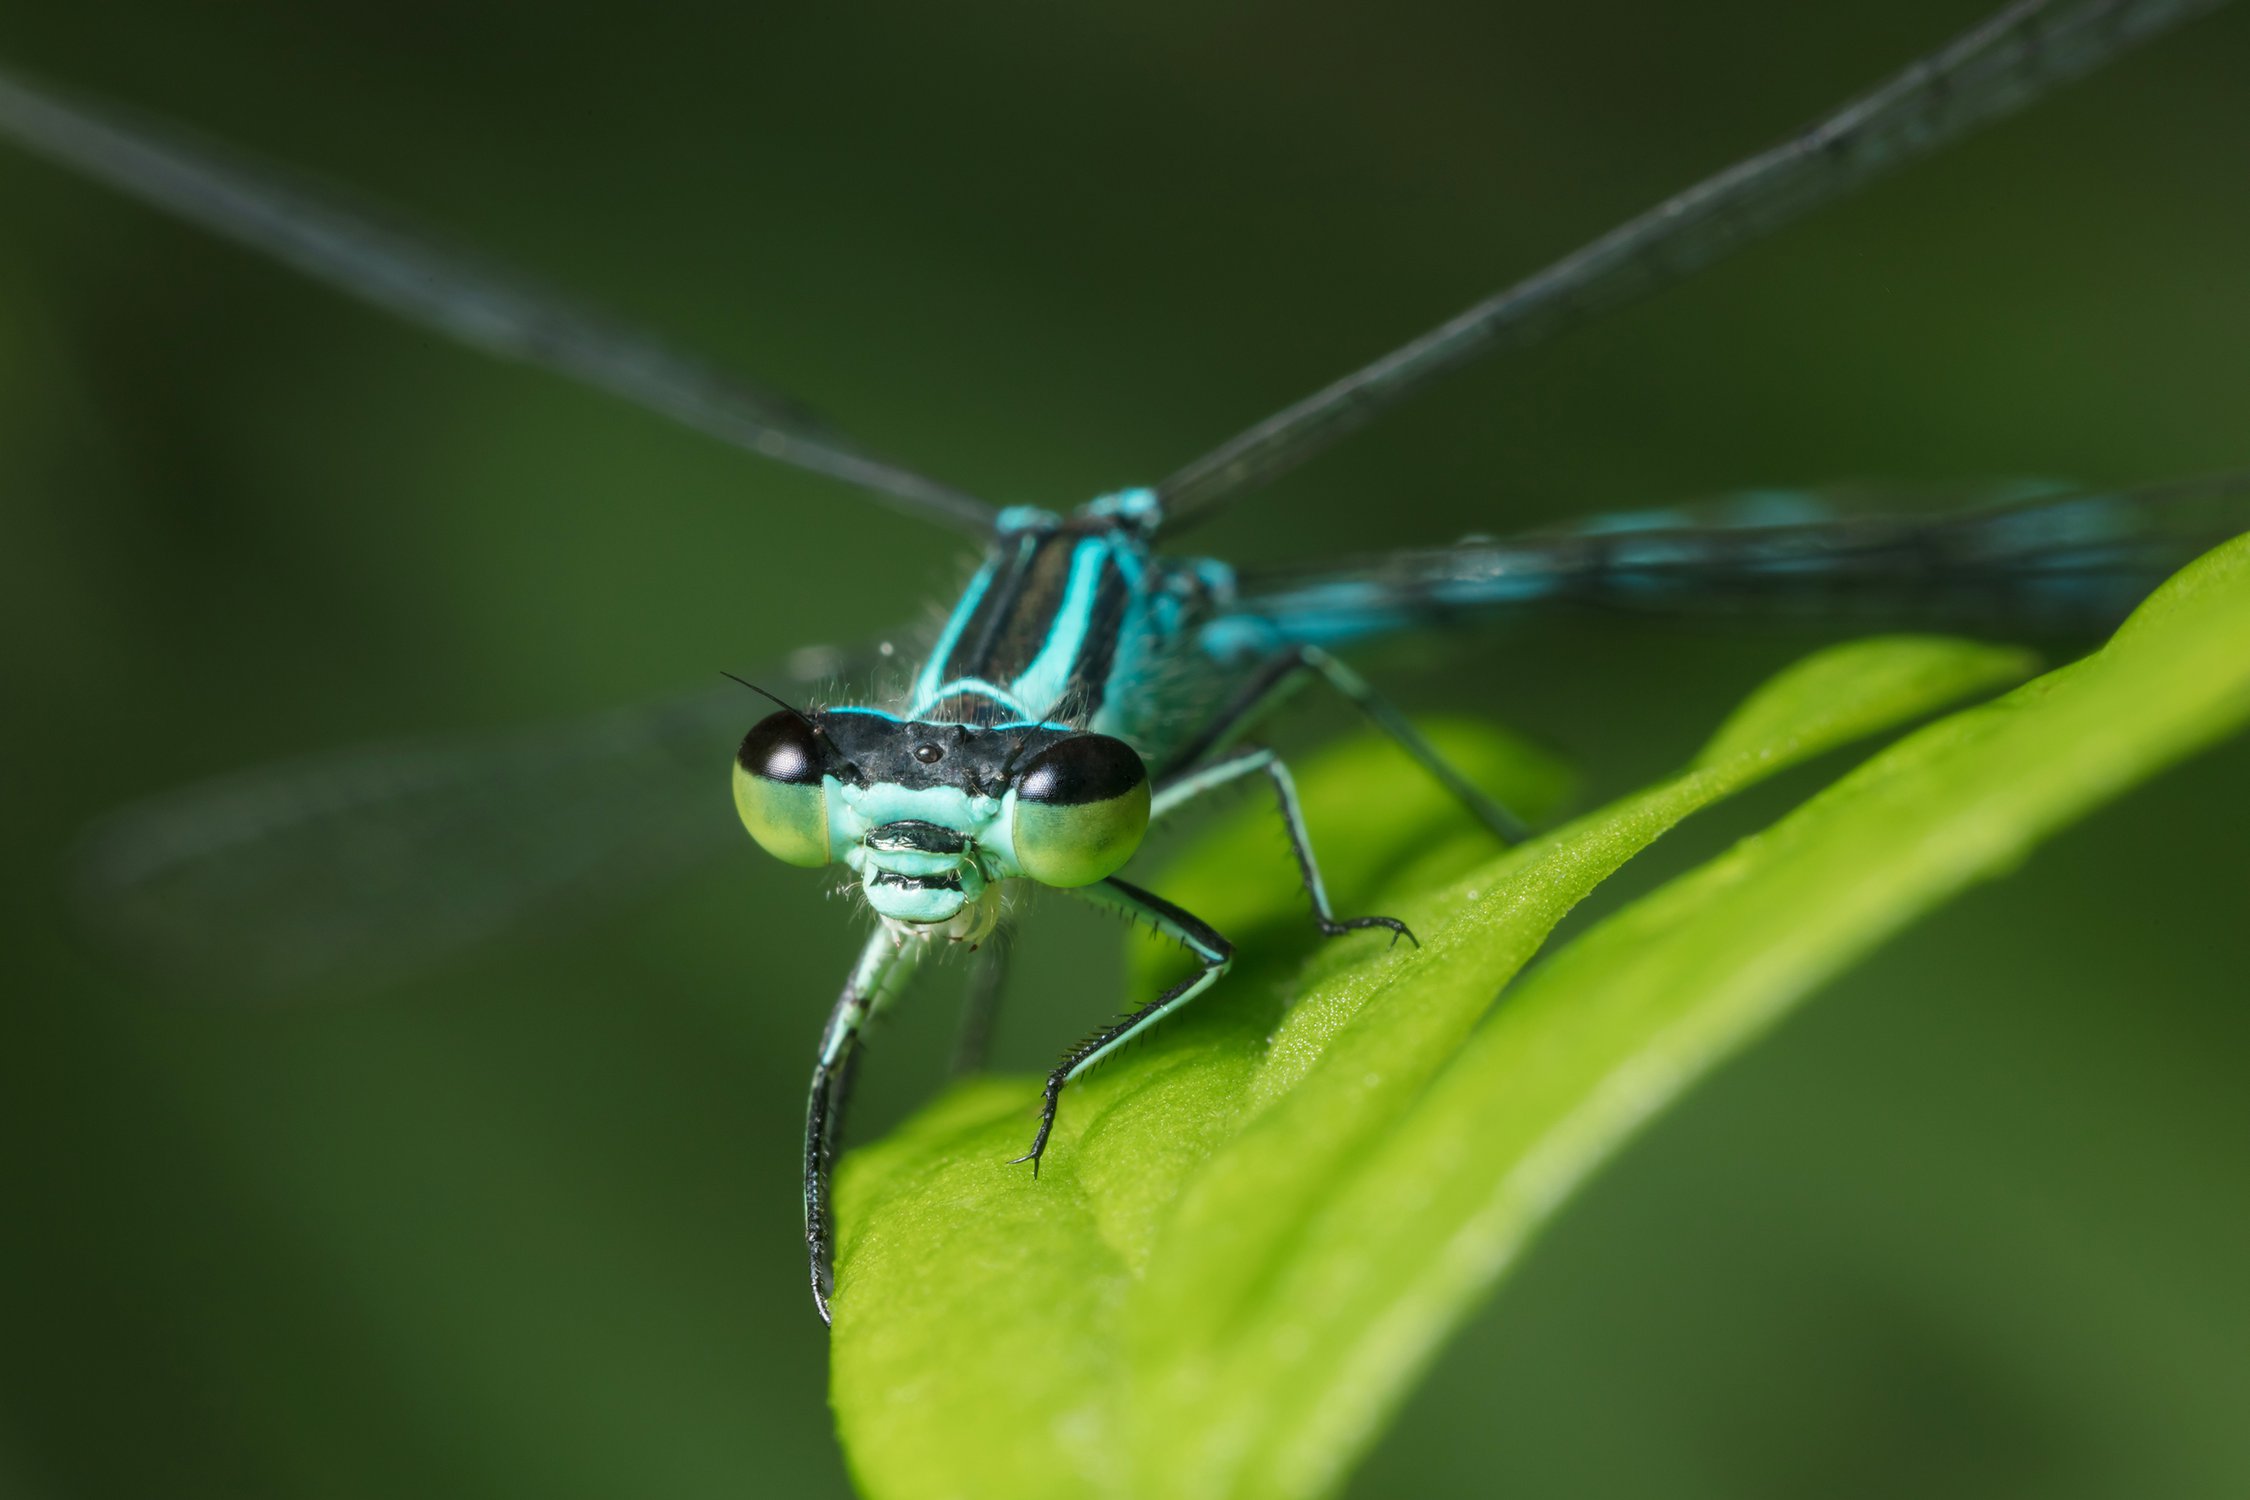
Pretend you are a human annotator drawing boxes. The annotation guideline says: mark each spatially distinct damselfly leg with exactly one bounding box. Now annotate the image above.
[1153,747,1417,946]
[1170,643,1530,845]
[1003,733,1444,1178]
[1011,879,1235,1176]
[805,929,926,1325]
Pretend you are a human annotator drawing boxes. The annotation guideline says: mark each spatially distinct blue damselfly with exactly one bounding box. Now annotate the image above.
[5,0,2245,1325]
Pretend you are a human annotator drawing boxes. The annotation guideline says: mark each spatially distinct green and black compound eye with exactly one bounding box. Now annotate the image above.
[1011,734,1150,888]
[733,710,831,868]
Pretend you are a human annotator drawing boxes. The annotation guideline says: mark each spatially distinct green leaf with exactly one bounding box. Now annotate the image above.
[831,537,2250,1500]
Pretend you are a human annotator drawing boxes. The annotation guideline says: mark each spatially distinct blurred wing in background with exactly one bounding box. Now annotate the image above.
[1157,0,2236,529]
[72,644,888,996]
[0,64,998,538]
[1229,473,2250,646]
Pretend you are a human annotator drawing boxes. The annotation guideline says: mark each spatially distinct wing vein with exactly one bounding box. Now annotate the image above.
[0,64,997,537]
[1157,0,2232,531]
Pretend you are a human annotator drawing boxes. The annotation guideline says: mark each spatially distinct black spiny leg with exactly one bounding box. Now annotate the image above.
[1152,746,1419,948]
[805,928,925,1326]
[1162,644,1529,845]
[1008,878,1234,1175]
[1298,645,1528,843]
[802,1045,859,1324]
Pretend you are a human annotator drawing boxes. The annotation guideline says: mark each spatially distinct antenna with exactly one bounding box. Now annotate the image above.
[722,671,814,723]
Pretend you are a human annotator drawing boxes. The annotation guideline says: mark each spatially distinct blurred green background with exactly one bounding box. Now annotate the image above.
[4,2,2248,1496]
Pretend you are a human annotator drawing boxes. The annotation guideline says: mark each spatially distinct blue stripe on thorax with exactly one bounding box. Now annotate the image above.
[907,507,1051,716]
[908,502,1158,726]
[992,537,1115,714]
[910,553,1005,705]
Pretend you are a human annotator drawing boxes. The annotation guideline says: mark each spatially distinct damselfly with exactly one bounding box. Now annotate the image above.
[5,0,2244,1325]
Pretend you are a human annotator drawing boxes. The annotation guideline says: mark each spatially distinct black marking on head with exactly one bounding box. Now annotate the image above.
[868,869,965,894]
[996,725,1042,783]
[865,821,967,855]
[814,712,1080,794]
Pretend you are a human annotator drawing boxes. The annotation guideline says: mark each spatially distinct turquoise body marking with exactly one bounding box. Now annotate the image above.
[908,553,1005,708]
[1011,539,1113,704]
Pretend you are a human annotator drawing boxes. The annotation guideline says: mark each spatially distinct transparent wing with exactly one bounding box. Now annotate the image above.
[0,65,996,538]
[73,642,891,995]
[1228,473,2250,645]
[1157,0,2233,531]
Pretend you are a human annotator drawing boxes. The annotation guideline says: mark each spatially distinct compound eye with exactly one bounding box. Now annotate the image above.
[732,711,831,868]
[1011,735,1150,888]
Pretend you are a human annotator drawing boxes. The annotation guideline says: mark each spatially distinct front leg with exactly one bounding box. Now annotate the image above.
[805,928,926,1325]
[1010,878,1234,1174]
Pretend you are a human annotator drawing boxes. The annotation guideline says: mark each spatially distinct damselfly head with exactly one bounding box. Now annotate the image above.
[731,709,1152,929]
